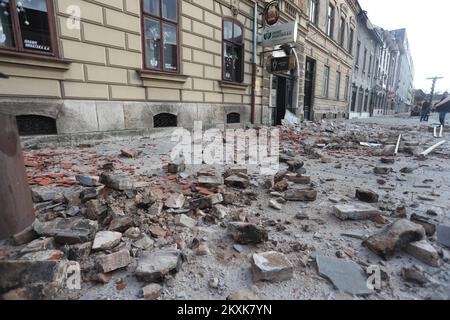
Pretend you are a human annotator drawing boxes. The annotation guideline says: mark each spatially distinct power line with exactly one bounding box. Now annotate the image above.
[426,76,444,104]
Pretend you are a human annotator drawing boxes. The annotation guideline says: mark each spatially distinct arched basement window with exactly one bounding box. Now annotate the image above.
[153,113,177,128]
[16,115,57,136]
[227,112,241,124]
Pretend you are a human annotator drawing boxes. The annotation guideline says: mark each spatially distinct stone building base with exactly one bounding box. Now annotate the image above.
[0,98,264,135]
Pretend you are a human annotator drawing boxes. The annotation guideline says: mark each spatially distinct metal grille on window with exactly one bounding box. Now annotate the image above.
[154,113,177,128]
[16,115,57,136]
[227,113,241,124]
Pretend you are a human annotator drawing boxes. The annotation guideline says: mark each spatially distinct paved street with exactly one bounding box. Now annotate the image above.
[1,114,450,300]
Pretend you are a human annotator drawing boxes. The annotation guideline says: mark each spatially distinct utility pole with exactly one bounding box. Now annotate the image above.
[426,76,444,105]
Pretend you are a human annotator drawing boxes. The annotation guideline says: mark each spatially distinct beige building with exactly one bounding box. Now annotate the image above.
[2,0,354,135]
[0,0,269,134]
[302,0,356,121]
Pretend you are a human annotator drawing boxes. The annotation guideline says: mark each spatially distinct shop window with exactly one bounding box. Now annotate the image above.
[222,18,243,83]
[142,0,179,72]
[226,112,240,124]
[154,113,177,127]
[16,115,57,136]
[0,0,58,56]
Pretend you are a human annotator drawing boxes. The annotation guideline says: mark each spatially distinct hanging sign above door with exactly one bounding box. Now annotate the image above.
[264,1,280,26]
[269,55,296,73]
[261,21,298,47]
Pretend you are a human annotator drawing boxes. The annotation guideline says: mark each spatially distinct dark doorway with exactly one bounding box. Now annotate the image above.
[304,58,315,121]
[154,113,177,128]
[16,115,57,136]
[273,75,294,126]
[227,113,241,124]
[275,76,287,125]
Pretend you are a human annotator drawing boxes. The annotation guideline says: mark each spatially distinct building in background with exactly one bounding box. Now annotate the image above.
[348,4,382,119]
[302,0,357,121]
[372,27,399,116]
[391,28,414,114]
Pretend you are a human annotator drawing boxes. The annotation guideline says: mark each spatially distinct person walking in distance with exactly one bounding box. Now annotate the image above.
[435,91,450,126]
[420,101,430,122]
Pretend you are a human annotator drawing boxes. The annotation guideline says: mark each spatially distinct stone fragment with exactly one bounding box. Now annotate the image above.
[363,219,425,259]
[227,289,260,300]
[168,155,186,173]
[21,237,55,254]
[142,283,162,300]
[91,273,111,284]
[63,186,84,206]
[97,250,131,273]
[251,251,294,282]
[295,212,309,220]
[190,193,223,210]
[373,167,391,175]
[286,175,311,184]
[124,227,141,239]
[284,188,317,202]
[316,255,372,296]
[380,157,395,164]
[287,160,304,172]
[149,226,167,238]
[410,214,437,236]
[92,231,122,251]
[121,149,140,158]
[227,222,269,244]
[33,218,98,245]
[109,216,133,232]
[332,203,381,221]
[67,206,80,217]
[223,167,247,178]
[369,215,388,224]
[208,277,219,289]
[31,187,63,203]
[20,250,64,261]
[0,260,80,299]
[380,145,396,156]
[274,179,289,192]
[100,173,134,191]
[274,171,288,183]
[85,200,107,220]
[400,167,416,174]
[133,235,154,250]
[13,226,38,245]
[401,265,429,285]
[437,225,450,249]
[80,186,104,202]
[175,214,197,229]
[355,189,379,203]
[212,205,228,219]
[67,242,92,261]
[134,249,183,283]
[165,193,185,209]
[76,175,100,187]
[224,175,250,189]
[269,200,282,210]
[198,175,223,187]
[197,242,211,256]
[405,240,440,267]
[149,202,164,216]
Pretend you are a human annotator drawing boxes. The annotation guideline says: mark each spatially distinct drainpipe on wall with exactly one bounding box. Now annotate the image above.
[251,0,258,125]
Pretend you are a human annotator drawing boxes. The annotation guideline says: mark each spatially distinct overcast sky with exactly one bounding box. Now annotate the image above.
[359,0,450,93]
